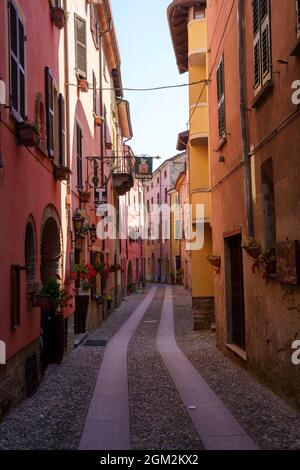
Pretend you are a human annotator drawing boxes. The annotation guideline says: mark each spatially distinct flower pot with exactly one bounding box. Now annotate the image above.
[54,166,72,181]
[80,191,91,203]
[16,122,40,147]
[51,7,66,30]
[78,79,89,93]
[207,256,221,269]
[94,115,104,127]
[33,293,52,310]
[243,245,261,260]
[70,272,77,281]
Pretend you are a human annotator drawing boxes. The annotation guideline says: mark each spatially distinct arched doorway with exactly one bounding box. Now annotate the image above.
[41,217,62,283]
[127,260,133,293]
[151,253,155,282]
[40,206,64,369]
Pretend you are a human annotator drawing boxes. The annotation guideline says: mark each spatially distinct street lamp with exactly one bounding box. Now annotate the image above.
[72,209,83,238]
[89,224,97,245]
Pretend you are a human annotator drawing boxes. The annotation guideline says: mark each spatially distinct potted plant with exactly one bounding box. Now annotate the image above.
[176,269,184,285]
[79,190,91,203]
[16,121,40,147]
[50,5,67,30]
[78,79,89,93]
[106,295,113,310]
[54,165,72,181]
[259,248,277,284]
[34,278,72,312]
[81,279,93,292]
[207,253,221,272]
[168,272,176,284]
[94,114,104,127]
[241,238,262,260]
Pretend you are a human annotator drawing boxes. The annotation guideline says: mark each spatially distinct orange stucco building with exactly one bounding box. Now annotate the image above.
[207,0,300,406]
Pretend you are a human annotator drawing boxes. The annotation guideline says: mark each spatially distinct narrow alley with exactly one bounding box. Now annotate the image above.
[0,286,299,451]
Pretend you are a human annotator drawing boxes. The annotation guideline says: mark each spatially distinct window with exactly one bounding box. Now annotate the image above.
[261,158,276,248]
[8,1,25,122]
[165,188,168,203]
[75,15,87,78]
[157,177,160,184]
[25,221,36,286]
[157,192,160,205]
[216,55,226,141]
[253,0,271,92]
[58,94,65,166]
[147,200,150,213]
[93,71,97,114]
[76,124,83,189]
[164,170,167,179]
[45,67,54,158]
[297,0,300,36]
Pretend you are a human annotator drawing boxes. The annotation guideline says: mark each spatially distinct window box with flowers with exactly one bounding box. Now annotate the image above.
[54,165,72,181]
[34,278,73,313]
[79,190,91,203]
[259,248,277,284]
[16,121,40,147]
[207,254,221,273]
[50,1,67,30]
[241,238,262,260]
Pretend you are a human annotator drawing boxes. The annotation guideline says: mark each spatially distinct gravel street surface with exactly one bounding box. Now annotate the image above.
[0,289,149,450]
[173,286,300,450]
[128,286,203,450]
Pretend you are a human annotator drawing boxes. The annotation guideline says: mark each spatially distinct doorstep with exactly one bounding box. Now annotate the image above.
[74,332,89,348]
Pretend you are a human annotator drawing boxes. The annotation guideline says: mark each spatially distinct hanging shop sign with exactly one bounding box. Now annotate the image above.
[134,156,153,180]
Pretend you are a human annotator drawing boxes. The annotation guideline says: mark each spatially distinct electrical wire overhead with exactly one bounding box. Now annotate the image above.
[67,79,209,93]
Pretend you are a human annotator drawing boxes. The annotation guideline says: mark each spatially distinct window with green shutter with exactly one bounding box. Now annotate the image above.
[216,55,226,141]
[76,124,83,189]
[253,0,271,93]
[45,67,54,159]
[75,15,87,79]
[8,1,25,122]
[58,94,65,166]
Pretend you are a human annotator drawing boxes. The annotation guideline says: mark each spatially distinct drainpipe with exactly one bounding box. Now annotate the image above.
[237,0,254,238]
[63,0,72,249]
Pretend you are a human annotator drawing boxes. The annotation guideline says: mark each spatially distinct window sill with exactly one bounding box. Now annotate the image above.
[290,35,300,56]
[251,80,274,109]
[226,343,247,362]
[216,136,227,152]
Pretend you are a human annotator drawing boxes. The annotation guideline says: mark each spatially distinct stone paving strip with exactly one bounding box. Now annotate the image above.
[79,287,157,450]
[0,288,150,450]
[128,286,203,450]
[173,286,300,450]
[157,286,258,450]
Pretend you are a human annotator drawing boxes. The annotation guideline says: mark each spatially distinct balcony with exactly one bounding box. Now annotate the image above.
[191,191,211,223]
[188,19,207,67]
[189,104,209,145]
[112,156,134,196]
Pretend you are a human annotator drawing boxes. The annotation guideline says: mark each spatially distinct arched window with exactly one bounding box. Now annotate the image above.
[25,221,36,287]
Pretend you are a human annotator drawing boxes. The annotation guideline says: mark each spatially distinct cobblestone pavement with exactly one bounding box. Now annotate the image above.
[1,284,299,450]
[128,286,203,450]
[173,286,300,450]
[0,289,149,450]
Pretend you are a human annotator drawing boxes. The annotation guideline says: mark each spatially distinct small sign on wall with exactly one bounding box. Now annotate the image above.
[276,240,300,285]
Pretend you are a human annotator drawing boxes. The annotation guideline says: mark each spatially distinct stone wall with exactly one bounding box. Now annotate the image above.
[192,297,215,330]
[0,339,41,421]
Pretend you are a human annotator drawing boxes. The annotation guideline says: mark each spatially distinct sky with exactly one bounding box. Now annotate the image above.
[110,0,188,169]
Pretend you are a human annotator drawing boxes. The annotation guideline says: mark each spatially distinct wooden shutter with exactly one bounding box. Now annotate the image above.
[75,15,87,78]
[8,1,25,121]
[297,0,300,34]
[76,124,83,189]
[217,56,226,140]
[93,71,97,114]
[11,265,21,329]
[58,94,65,166]
[253,0,271,91]
[45,67,54,158]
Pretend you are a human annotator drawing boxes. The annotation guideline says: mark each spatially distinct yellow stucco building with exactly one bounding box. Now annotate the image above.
[168,0,214,328]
